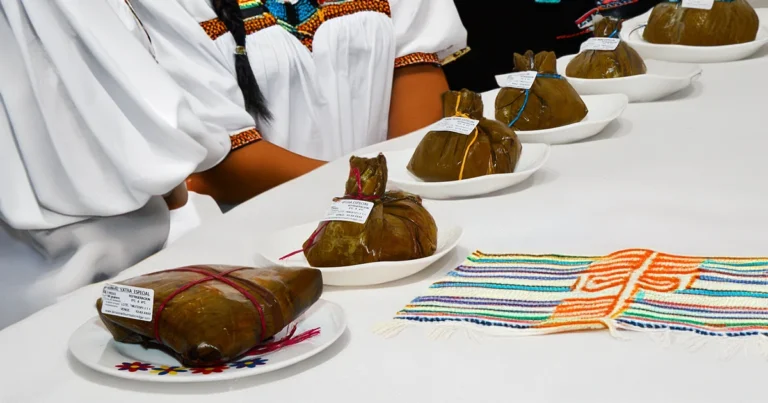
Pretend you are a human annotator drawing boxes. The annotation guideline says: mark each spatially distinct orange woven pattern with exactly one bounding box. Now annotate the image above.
[230,128,263,151]
[200,19,228,40]
[322,0,391,20]
[244,13,278,35]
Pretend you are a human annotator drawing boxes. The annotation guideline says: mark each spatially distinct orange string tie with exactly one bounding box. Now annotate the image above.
[454,95,479,181]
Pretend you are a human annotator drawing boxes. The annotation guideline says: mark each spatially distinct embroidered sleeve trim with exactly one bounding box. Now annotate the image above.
[440,47,471,66]
[394,52,440,69]
[244,13,278,35]
[200,19,228,41]
[230,128,263,151]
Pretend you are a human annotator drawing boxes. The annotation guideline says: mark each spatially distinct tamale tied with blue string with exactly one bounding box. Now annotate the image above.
[495,51,588,131]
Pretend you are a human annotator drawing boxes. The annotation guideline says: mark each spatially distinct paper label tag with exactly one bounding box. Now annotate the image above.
[495,71,538,90]
[323,199,374,224]
[580,37,621,51]
[101,284,154,322]
[430,117,480,135]
[681,0,714,10]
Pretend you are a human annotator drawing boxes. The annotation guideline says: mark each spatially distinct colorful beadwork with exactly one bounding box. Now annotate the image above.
[394,52,440,69]
[200,18,229,41]
[199,0,390,52]
[230,128,263,151]
[244,13,278,35]
[198,1,466,68]
[387,250,768,338]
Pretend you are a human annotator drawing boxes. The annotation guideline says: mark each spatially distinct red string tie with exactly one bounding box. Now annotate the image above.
[279,167,379,261]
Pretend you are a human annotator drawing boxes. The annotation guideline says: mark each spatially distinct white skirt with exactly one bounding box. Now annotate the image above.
[0,193,221,330]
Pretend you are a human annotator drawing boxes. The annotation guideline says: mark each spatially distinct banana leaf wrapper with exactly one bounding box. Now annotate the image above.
[643,0,758,46]
[496,51,588,131]
[304,154,437,267]
[96,265,322,367]
[407,89,522,182]
[566,17,647,79]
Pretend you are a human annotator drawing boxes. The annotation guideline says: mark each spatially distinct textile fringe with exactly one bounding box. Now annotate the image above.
[618,323,768,360]
[373,319,607,340]
[372,321,408,339]
[375,319,768,359]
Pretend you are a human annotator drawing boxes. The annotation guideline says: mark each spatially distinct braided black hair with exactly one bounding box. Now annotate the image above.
[212,0,271,122]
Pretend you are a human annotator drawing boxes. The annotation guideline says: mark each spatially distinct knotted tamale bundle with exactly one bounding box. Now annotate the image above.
[96,265,322,367]
[643,0,759,46]
[496,51,588,131]
[303,154,437,267]
[407,89,522,182]
[566,16,647,78]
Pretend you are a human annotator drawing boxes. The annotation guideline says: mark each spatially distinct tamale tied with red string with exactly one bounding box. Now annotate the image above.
[407,89,522,183]
[302,154,437,267]
[96,265,322,367]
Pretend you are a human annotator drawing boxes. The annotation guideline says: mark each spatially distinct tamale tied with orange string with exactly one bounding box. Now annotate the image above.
[407,89,522,183]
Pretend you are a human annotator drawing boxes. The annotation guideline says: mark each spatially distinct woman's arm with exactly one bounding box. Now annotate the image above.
[388,0,467,139]
[187,141,325,204]
[388,64,449,139]
[163,183,190,210]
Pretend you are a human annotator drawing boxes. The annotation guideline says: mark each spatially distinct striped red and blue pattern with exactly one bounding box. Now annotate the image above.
[393,250,768,337]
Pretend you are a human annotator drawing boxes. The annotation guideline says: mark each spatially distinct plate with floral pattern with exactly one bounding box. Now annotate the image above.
[68,299,346,382]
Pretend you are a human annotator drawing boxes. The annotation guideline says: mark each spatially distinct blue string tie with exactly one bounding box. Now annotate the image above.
[507,73,563,128]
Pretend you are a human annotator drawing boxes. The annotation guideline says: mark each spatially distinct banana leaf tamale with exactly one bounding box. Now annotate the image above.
[303,154,437,267]
[643,0,759,46]
[407,89,522,182]
[566,16,647,79]
[97,265,322,367]
[496,51,588,131]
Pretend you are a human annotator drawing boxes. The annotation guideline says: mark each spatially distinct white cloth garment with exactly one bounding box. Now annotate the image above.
[0,0,234,329]
[146,0,467,161]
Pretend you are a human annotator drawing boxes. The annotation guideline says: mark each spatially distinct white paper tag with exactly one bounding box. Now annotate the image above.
[495,71,538,90]
[101,284,154,322]
[682,0,714,10]
[323,199,374,224]
[580,37,621,51]
[430,117,480,135]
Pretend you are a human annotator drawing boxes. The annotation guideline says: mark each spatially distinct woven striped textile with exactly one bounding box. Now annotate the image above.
[388,250,768,338]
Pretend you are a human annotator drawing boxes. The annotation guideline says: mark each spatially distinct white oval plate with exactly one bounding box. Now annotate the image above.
[620,11,768,63]
[259,221,462,286]
[68,299,346,383]
[369,145,549,199]
[483,90,628,145]
[556,55,702,103]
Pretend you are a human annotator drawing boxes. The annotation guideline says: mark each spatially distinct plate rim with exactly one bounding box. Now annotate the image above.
[383,143,551,188]
[557,55,704,83]
[260,221,464,274]
[622,22,768,52]
[68,299,347,383]
[514,93,628,136]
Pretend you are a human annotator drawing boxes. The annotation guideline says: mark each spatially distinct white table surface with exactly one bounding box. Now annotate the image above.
[3,16,768,403]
